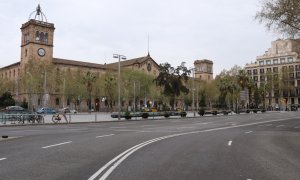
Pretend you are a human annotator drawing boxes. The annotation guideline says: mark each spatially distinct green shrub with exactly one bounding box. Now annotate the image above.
[246,109,250,113]
[142,112,149,119]
[261,109,266,113]
[180,111,187,117]
[124,111,131,119]
[212,110,218,115]
[198,108,205,116]
[253,109,257,113]
[164,112,170,118]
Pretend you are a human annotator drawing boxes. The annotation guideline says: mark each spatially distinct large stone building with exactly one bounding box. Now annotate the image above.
[245,38,300,110]
[0,5,214,111]
[0,5,160,111]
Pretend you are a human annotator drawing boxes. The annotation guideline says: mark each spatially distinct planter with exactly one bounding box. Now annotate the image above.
[198,109,205,116]
[142,112,149,119]
[180,111,187,117]
[164,112,170,118]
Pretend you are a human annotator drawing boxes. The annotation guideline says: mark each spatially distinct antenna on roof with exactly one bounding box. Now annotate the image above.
[147,34,150,56]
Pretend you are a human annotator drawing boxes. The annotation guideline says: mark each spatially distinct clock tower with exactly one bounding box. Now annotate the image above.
[20,4,55,67]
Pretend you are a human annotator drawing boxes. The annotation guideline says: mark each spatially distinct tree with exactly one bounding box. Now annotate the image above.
[256,0,300,37]
[82,71,96,111]
[155,62,191,109]
[0,92,15,107]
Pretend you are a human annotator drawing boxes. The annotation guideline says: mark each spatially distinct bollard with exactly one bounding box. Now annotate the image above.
[95,113,97,122]
[69,114,71,123]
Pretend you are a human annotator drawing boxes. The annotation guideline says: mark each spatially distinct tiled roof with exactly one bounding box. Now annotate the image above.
[52,58,106,69]
[0,62,20,69]
[107,54,159,68]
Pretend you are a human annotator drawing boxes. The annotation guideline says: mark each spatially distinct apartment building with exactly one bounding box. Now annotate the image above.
[245,39,300,110]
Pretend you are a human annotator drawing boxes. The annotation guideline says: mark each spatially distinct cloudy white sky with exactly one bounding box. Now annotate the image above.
[0,0,278,75]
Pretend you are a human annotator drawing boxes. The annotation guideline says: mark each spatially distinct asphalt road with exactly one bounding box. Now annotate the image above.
[0,112,300,180]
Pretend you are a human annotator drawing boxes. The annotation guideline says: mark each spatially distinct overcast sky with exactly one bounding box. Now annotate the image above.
[0,0,278,76]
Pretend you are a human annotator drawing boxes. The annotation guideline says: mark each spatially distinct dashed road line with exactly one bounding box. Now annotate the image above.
[276,125,285,128]
[245,131,253,134]
[96,134,115,138]
[42,141,72,149]
[295,127,300,129]
[228,141,232,146]
[110,127,127,129]
[0,158,7,161]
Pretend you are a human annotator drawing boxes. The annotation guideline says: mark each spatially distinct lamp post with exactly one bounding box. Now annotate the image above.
[189,68,196,117]
[113,54,126,120]
[27,72,33,112]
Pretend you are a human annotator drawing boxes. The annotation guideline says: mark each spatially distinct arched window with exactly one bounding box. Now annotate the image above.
[56,98,60,106]
[35,31,40,41]
[40,32,44,42]
[45,33,48,43]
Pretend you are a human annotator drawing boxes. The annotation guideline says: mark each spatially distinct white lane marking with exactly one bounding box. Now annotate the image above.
[276,125,285,128]
[42,141,72,149]
[231,124,236,126]
[295,127,300,129]
[96,134,115,138]
[140,125,156,127]
[265,124,272,126]
[88,117,298,180]
[228,141,232,146]
[110,127,127,129]
[245,131,253,134]
[177,127,194,129]
[0,158,7,161]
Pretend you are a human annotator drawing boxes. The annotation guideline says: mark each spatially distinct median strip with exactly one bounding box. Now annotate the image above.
[42,141,72,149]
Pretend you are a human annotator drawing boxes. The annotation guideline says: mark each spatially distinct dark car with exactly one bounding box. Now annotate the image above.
[36,107,56,114]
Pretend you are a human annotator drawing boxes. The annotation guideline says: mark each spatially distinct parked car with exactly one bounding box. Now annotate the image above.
[36,107,56,114]
[2,106,32,114]
[60,107,77,114]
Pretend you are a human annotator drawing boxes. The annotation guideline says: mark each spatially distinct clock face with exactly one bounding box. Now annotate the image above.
[38,48,46,57]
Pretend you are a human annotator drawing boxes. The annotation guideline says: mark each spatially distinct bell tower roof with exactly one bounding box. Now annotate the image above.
[28,4,48,22]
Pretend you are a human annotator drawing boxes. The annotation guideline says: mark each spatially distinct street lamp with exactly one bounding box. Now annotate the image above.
[113,54,126,120]
[189,68,196,117]
[27,72,33,112]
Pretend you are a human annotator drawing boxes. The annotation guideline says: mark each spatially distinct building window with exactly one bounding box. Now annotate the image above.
[253,69,258,75]
[45,33,48,43]
[282,66,288,72]
[289,65,294,71]
[280,58,286,64]
[288,57,293,62]
[260,68,264,74]
[260,76,265,81]
[35,31,40,41]
[24,32,30,44]
[273,67,278,73]
[254,76,258,82]
[266,60,271,65]
[247,70,252,75]
[259,61,264,66]
[40,32,44,42]
[267,68,272,72]
[273,59,278,64]
[56,98,60,106]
